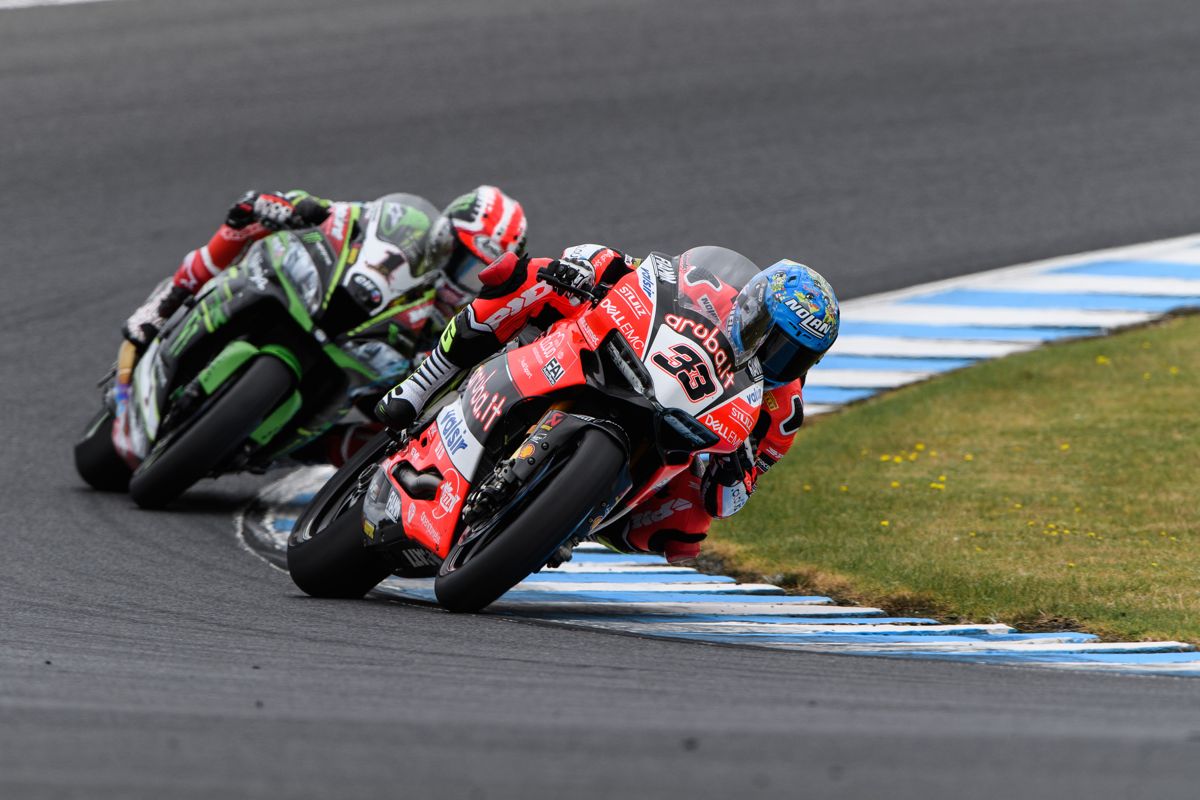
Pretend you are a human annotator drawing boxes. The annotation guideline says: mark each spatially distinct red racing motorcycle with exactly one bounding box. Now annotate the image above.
[286,252,764,612]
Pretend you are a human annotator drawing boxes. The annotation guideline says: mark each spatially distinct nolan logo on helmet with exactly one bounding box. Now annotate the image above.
[780,295,833,338]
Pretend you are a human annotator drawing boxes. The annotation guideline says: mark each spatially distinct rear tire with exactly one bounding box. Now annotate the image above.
[434,429,624,613]
[129,356,294,509]
[286,433,395,599]
[74,409,132,492]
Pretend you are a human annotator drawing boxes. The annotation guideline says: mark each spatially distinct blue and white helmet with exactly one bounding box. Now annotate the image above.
[723,260,839,386]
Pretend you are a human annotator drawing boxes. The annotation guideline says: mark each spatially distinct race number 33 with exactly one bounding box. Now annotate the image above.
[651,343,717,402]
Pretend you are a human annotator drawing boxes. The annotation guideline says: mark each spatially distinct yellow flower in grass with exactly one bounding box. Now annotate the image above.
[1169,366,1180,376]
[892,456,903,464]
[839,485,848,492]
[1095,355,1111,365]
[880,520,889,527]
[1059,443,1070,451]
[929,482,945,491]
[914,443,926,451]
[1067,562,1077,569]
[879,454,891,462]
[963,453,974,462]
[890,480,901,489]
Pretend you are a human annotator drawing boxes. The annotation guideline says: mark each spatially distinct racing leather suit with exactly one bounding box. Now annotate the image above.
[379,244,807,562]
[148,190,456,465]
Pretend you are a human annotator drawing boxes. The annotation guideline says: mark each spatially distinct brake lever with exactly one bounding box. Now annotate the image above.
[542,273,598,304]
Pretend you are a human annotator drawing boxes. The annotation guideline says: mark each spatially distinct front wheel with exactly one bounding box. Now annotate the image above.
[286,432,395,599]
[129,356,294,509]
[434,428,625,613]
[74,408,132,492]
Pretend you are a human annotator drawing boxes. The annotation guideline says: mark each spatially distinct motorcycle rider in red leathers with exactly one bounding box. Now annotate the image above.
[375,243,839,563]
[120,186,527,464]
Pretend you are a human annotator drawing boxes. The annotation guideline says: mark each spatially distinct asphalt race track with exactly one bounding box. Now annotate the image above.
[4,1,1200,797]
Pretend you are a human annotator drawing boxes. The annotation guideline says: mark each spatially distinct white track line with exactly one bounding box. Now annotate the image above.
[0,0,117,9]
[846,304,1152,329]
[832,336,1036,358]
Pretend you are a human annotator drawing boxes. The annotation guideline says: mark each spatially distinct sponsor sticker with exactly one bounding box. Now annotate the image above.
[541,358,565,385]
[440,405,470,453]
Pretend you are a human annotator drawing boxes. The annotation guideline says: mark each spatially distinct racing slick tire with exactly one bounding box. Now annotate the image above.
[74,409,132,492]
[128,356,294,509]
[286,433,394,599]
[434,428,624,613]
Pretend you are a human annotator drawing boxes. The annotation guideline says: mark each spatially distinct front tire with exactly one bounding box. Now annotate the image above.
[74,409,132,492]
[128,356,294,509]
[286,433,394,599]
[434,428,625,613]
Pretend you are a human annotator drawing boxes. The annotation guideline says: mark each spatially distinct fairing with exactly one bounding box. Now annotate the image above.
[369,250,765,559]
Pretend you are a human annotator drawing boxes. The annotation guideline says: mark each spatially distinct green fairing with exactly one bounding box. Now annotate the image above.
[321,205,362,309]
[344,289,437,338]
[323,343,379,380]
[169,288,229,358]
[197,341,260,395]
[260,343,303,379]
[267,242,315,331]
[250,390,303,445]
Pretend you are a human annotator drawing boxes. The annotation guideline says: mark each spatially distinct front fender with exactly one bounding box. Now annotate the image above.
[197,341,302,395]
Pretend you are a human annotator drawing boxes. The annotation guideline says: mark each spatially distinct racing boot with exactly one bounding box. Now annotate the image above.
[375,348,463,432]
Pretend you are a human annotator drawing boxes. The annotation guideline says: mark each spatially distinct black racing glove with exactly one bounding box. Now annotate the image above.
[702,440,756,518]
[225,190,299,231]
[710,439,755,487]
[536,257,596,301]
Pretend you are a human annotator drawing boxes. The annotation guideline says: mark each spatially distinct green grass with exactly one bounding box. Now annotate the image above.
[709,313,1200,643]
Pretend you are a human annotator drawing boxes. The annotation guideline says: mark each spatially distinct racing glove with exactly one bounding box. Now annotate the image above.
[122,282,191,350]
[225,190,299,231]
[536,257,596,302]
[702,440,756,518]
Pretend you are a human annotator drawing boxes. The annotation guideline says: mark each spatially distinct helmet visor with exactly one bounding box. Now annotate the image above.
[443,242,487,294]
[725,272,772,366]
[757,326,823,384]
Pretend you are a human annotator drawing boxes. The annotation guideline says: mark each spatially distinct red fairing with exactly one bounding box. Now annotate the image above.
[318,203,355,254]
[696,392,759,454]
[506,323,589,398]
[593,278,655,357]
[384,420,469,558]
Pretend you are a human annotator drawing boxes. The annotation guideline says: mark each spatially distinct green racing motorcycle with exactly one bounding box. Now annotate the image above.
[74,195,446,509]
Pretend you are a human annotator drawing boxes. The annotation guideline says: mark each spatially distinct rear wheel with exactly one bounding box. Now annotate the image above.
[434,428,625,613]
[74,408,132,492]
[129,356,294,509]
[286,433,395,599]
